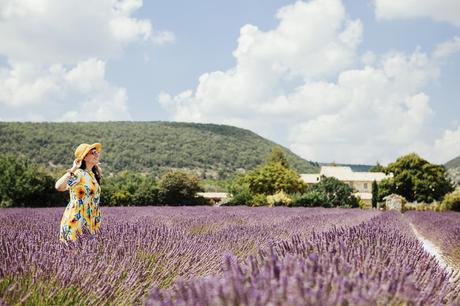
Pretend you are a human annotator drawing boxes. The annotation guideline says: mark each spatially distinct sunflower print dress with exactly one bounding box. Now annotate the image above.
[60,168,102,242]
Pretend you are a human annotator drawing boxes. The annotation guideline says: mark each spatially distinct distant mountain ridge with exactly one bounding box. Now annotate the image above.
[445,156,460,170]
[318,163,374,172]
[0,121,319,178]
[445,156,460,185]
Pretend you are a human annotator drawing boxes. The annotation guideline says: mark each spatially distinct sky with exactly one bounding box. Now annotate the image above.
[1,0,460,165]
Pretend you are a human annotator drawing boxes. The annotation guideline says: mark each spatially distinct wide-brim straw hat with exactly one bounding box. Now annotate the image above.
[74,143,102,161]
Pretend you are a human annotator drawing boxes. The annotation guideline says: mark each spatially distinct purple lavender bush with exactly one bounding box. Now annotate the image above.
[146,211,460,306]
[2,207,459,305]
[405,211,460,270]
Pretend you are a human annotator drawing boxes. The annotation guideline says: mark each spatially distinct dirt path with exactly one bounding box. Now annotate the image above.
[409,223,460,284]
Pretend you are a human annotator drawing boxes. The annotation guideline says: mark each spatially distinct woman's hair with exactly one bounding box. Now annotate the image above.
[80,160,102,184]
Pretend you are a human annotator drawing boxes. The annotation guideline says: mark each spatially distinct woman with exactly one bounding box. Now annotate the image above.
[55,143,103,243]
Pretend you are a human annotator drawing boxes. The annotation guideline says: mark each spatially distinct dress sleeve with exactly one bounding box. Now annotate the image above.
[67,169,82,188]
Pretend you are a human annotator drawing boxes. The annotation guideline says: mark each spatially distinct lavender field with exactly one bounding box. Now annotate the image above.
[1,206,460,305]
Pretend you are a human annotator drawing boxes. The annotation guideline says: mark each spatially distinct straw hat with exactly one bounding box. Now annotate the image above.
[74,143,102,161]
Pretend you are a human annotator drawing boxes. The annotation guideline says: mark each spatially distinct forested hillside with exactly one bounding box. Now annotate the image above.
[445,156,460,170]
[0,122,319,178]
[445,156,460,185]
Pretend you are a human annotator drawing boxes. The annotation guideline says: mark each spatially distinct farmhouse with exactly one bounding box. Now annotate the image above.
[196,192,229,205]
[301,166,392,205]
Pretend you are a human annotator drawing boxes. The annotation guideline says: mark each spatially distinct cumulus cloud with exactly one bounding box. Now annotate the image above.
[0,59,131,121]
[0,0,171,120]
[160,0,362,123]
[374,0,460,27]
[408,126,460,164]
[433,36,460,59]
[159,0,460,164]
[0,0,173,64]
[432,127,460,163]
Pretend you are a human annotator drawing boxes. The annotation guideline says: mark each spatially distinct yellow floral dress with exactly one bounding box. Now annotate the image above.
[60,168,102,242]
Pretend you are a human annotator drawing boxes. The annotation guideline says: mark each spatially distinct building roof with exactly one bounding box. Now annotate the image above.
[300,174,321,183]
[383,193,406,200]
[301,166,391,182]
[196,192,229,199]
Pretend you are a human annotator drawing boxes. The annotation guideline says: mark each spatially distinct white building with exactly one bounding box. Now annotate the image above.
[301,166,392,205]
[196,192,229,205]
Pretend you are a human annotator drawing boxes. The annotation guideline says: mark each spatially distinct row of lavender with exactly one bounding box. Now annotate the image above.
[148,211,460,305]
[405,211,460,271]
[0,207,378,305]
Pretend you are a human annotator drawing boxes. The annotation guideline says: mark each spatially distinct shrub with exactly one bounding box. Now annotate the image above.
[291,190,326,207]
[405,202,447,212]
[110,191,134,206]
[358,198,370,209]
[441,189,460,211]
[0,153,63,207]
[266,191,292,207]
[249,194,267,207]
[157,170,202,205]
[227,182,253,206]
[102,172,159,206]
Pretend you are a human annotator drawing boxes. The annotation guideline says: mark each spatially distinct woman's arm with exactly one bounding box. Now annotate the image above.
[55,159,81,192]
[55,172,72,191]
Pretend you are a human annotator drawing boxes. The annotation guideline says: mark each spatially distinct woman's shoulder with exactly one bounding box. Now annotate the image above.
[74,169,85,175]
[68,169,84,187]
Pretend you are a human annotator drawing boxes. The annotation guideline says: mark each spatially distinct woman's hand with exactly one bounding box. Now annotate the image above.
[69,158,82,173]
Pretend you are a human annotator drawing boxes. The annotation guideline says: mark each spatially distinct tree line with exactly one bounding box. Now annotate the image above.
[0,122,319,179]
[0,153,205,207]
[1,149,458,211]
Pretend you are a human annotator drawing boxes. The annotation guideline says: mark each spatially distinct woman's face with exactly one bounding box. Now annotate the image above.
[84,148,100,165]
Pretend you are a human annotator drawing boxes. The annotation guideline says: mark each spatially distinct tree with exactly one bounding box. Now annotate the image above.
[371,180,378,208]
[227,175,253,205]
[243,161,305,195]
[157,170,202,205]
[308,176,359,208]
[133,176,159,205]
[0,154,61,207]
[370,162,385,173]
[102,171,143,206]
[266,146,289,168]
[441,189,460,211]
[291,189,327,207]
[379,153,453,203]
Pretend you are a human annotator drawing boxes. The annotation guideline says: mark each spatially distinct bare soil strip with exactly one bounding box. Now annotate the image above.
[409,223,460,285]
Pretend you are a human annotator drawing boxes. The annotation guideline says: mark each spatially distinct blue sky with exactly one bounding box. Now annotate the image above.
[1,0,459,165]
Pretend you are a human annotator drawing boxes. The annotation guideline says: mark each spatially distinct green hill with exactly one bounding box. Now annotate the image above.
[445,156,460,186]
[0,121,319,178]
[445,156,460,170]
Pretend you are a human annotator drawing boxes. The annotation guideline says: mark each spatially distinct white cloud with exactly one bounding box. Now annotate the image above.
[408,126,460,164]
[374,0,460,27]
[232,0,362,82]
[152,31,176,45]
[159,0,460,164]
[0,0,171,120]
[433,36,460,59]
[0,0,172,64]
[0,59,131,121]
[161,0,362,122]
[432,127,460,163]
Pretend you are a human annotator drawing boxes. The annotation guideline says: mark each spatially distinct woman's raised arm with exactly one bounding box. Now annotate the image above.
[55,159,81,191]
